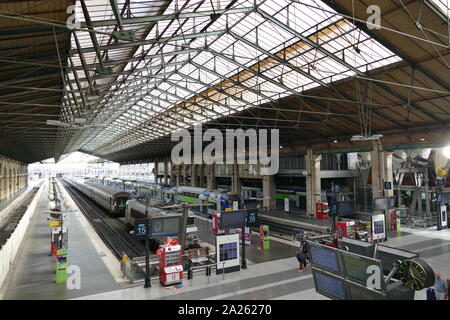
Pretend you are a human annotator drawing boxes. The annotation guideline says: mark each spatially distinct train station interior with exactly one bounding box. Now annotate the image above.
[0,0,449,303]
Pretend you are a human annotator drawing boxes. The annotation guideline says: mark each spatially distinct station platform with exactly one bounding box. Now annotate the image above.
[2,182,449,300]
[260,209,332,234]
[0,181,123,299]
[74,255,326,300]
[0,181,39,229]
[73,226,450,300]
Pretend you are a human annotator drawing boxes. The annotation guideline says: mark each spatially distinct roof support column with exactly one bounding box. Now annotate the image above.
[174,164,181,186]
[0,162,5,201]
[182,164,188,186]
[154,161,159,184]
[370,141,394,200]
[7,167,12,199]
[262,173,276,210]
[232,162,241,195]
[306,148,321,218]
[163,161,168,185]
[207,164,216,190]
[191,164,198,187]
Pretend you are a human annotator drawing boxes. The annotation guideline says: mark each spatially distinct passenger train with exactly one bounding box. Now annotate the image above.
[84,177,244,216]
[66,179,131,217]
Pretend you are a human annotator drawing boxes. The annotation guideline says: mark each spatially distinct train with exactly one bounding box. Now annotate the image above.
[82,176,353,213]
[66,179,131,217]
[84,177,244,216]
[218,184,308,210]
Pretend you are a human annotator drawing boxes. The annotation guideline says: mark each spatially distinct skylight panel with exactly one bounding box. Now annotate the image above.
[430,0,449,16]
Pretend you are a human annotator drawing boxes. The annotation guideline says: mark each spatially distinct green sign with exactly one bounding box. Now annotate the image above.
[56,248,68,283]
[260,225,270,250]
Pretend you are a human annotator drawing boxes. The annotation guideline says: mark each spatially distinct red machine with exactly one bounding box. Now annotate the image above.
[336,220,355,239]
[316,202,329,219]
[157,237,183,286]
[391,210,398,231]
[51,227,60,255]
[212,212,223,234]
[50,226,67,255]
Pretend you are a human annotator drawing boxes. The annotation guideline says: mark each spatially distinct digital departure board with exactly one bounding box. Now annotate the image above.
[308,242,342,273]
[312,269,348,300]
[245,209,260,227]
[347,281,386,300]
[330,200,355,216]
[219,210,246,229]
[341,251,386,291]
[373,197,389,210]
[150,216,181,237]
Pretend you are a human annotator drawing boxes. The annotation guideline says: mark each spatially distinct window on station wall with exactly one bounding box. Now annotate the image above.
[279,156,305,171]
[320,154,349,171]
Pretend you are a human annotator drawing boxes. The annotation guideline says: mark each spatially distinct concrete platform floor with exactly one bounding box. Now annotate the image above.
[2,182,449,300]
[73,226,450,300]
[0,182,124,300]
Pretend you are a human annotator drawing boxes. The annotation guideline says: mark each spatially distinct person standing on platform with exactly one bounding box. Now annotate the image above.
[434,273,448,300]
[296,250,307,272]
[332,231,339,248]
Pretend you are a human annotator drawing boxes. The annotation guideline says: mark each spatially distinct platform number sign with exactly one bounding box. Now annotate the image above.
[246,209,260,227]
[134,218,150,240]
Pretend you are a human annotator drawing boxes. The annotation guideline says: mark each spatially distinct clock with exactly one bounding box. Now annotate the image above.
[398,259,435,291]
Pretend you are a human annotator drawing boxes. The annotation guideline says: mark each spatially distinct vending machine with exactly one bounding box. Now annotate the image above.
[158,238,183,286]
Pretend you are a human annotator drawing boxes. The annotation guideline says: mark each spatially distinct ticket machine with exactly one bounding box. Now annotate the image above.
[158,238,183,286]
[336,220,355,239]
[212,212,221,233]
[51,226,67,255]
[316,202,329,219]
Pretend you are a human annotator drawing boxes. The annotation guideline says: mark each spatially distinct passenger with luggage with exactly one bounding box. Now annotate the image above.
[434,273,448,300]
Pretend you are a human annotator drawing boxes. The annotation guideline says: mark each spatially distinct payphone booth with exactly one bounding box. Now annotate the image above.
[158,238,183,286]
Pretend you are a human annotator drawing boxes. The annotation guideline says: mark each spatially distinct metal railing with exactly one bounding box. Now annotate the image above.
[121,251,222,284]
[188,261,227,286]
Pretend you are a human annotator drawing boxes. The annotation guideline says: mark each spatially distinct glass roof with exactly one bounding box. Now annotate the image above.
[430,0,449,17]
[63,0,402,155]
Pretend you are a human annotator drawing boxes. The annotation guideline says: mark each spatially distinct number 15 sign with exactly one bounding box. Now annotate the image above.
[134,218,150,240]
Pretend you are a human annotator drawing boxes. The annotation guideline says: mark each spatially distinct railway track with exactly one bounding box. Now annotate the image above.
[62,181,145,260]
[0,183,42,247]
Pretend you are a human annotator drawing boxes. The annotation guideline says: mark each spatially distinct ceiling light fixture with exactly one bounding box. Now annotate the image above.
[351,134,383,141]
